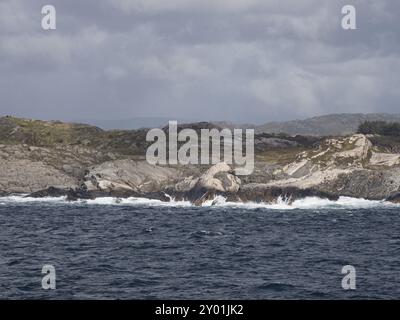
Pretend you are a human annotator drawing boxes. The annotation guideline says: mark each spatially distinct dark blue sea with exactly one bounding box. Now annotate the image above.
[0,196,400,299]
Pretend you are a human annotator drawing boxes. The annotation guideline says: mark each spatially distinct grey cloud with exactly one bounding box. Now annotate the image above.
[0,0,399,124]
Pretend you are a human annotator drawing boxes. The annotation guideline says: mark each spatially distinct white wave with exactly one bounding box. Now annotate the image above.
[0,195,68,203]
[79,197,192,207]
[0,194,398,210]
[0,195,192,207]
[202,195,398,210]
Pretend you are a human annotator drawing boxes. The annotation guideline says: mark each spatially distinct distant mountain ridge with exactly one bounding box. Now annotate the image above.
[91,113,400,136]
[255,113,400,136]
[3,113,400,137]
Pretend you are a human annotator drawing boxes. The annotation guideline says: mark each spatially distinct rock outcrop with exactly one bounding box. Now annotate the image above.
[2,117,400,205]
[195,162,241,193]
[83,160,181,193]
[0,158,77,193]
[386,193,400,203]
[176,162,241,205]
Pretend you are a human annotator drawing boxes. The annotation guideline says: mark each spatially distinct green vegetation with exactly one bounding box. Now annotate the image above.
[0,116,150,156]
[356,121,400,153]
[3,116,400,164]
[357,121,400,137]
[256,148,307,165]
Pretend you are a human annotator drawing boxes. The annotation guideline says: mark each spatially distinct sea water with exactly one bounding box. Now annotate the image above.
[0,195,399,299]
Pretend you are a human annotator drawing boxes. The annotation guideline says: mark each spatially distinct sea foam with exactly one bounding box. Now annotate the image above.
[0,194,398,210]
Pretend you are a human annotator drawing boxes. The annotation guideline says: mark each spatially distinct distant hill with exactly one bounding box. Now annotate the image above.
[255,113,400,136]
[0,116,150,156]
[81,117,194,130]
[3,114,400,145]
[85,118,254,130]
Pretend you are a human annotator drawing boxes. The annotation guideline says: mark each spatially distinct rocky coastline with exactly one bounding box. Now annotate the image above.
[1,116,400,205]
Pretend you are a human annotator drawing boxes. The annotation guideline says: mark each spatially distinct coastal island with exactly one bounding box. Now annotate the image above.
[1,115,400,205]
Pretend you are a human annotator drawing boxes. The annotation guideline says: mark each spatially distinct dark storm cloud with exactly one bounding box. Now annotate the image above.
[0,0,399,124]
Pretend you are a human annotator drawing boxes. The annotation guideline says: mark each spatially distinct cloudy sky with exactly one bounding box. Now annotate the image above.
[0,0,399,125]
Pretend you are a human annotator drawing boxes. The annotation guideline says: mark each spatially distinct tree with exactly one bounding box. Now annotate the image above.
[357,121,400,136]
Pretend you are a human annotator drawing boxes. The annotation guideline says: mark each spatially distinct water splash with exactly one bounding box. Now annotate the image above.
[0,194,398,210]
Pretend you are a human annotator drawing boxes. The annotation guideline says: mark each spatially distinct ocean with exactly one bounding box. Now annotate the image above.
[0,195,400,299]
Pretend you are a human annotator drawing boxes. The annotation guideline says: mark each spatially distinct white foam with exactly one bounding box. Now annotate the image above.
[0,195,68,203]
[0,194,397,210]
[79,197,192,207]
[202,195,397,210]
[0,195,192,207]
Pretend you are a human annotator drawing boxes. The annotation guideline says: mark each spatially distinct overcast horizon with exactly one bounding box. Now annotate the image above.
[1,0,399,125]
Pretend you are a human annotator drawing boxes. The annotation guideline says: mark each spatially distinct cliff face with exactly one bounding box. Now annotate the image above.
[1,116,400,204]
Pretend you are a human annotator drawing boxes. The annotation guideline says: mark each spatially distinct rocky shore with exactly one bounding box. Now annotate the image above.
[1,116,400,205]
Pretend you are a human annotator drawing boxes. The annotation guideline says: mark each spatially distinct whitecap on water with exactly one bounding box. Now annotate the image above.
[0,195,68,204]
[205,195,397,210]
[0,194,398,210]
[80,197,192,207]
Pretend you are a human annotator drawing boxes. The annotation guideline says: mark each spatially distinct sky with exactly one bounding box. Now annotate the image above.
[0,0,399,126]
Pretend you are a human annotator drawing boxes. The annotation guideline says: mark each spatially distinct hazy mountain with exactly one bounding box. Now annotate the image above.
[211,121,255,130]
[87,113,400,135]
[79,117,194,130]
[256,113,400,136]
